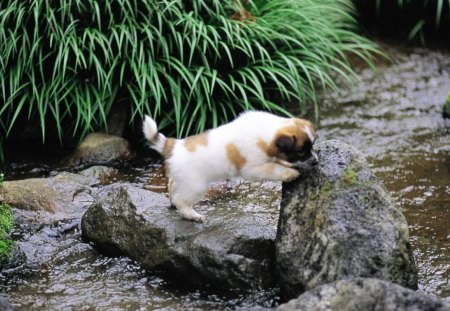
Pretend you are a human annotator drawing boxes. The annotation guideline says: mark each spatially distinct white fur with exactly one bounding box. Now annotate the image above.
[143,111,316,222]
[142,115,166,154]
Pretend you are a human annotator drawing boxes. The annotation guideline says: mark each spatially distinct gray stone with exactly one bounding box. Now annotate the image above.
[2,172,96,217]
[277,278,450,311]
[81,184,276,289]
[0,296,14,311]
[79,165,117,181]
[276,140,417,300]
[61,132,132,167]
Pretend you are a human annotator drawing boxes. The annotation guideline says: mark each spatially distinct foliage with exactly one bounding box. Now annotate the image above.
[0,0,377,150]
[356,0,450,43]
[0,173,14,265]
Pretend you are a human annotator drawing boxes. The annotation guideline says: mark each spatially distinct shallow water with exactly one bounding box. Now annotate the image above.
[1,44,450,309]
[316,44,450,301]
[2,175,282,311]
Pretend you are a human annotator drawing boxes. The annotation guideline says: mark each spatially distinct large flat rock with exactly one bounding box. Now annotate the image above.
[81,183,277,289]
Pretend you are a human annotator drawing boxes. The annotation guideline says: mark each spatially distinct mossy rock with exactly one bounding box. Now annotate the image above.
[443,93,450,119]
[0,203,14,267]
[276,140,418,301]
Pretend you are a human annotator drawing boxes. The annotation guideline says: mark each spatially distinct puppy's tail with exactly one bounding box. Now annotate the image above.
[142,115,166,155]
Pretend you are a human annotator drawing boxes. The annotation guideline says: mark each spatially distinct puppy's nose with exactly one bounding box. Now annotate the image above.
[310,150,319,165]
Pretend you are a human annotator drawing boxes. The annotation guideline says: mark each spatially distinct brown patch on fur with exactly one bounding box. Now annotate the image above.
[262,118,316,160]
[163,138,176,159]
[184,132,209,152]
[257,138,277,158]
[226,143,247,170]
[163,138,176,177]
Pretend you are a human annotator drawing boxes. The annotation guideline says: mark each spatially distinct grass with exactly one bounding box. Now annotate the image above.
[0,0,378,157]
[0,173,14,265]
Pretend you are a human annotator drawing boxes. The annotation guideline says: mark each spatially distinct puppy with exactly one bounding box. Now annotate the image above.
[143,111,318,222]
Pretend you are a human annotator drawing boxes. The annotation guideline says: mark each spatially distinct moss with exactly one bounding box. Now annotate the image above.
[342,168,358,186]
[0,174,14,265]
[320,182,334,196]
[314,211,324,228]
[310,181,334,201]
[443,93,450,118]
[0,204,13,235]
[0,239,14,261]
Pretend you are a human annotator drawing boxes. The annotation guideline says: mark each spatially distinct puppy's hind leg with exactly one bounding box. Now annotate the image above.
[169,180,208,223]
[168,178,175,207]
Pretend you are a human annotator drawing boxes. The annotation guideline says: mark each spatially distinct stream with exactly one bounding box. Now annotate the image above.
[1,43,449,309]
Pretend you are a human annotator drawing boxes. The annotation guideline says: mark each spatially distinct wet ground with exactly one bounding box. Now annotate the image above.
[1,43,450,309]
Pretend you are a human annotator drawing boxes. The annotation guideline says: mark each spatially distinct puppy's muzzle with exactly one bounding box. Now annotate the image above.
[309,150,319,166]
[293,150,319,170]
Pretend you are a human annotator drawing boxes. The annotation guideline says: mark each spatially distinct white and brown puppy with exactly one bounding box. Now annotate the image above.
[143,111,318,222]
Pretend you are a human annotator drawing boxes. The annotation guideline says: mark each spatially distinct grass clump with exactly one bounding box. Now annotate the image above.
[0,174,14,265]
[0,0,377,155]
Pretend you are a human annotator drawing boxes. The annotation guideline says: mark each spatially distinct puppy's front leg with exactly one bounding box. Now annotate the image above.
[242,163,300,182]
[274,158,296,168]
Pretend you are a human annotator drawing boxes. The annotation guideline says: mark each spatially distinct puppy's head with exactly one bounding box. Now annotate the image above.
[274,119,318,167]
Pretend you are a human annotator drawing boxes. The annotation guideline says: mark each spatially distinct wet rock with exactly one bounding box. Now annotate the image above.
[0,296,14,311]
[81,184,276,290]
[1,178,58,213]
[277,278,450,311]
[61,133,132,167]
[12,219,85,269]
[276,140,417,300]
[79,165,116,181]
[2,173,96,216]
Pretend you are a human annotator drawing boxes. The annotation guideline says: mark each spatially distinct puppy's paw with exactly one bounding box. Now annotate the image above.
[191,213,206,223]
[282,168,300,182]
[179,209,206,223]
[276,159,296,168]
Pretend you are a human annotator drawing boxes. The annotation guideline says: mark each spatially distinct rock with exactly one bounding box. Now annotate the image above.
[0,296,14,311]
[79,165,116,181]
[81,183,276,290]
[277,278,450,311]
[1,179,58,213]
[2,172,96,217]
[276,140,417,300]
[60,133,132,167]
[1,218,91,280]
[11,219,86,269]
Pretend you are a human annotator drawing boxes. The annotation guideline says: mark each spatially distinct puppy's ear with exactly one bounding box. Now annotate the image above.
[276,135,296,152]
